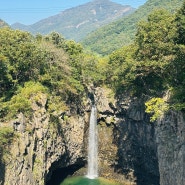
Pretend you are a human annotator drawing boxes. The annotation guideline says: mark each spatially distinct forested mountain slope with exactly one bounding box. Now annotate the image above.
[11,0,134,41]
[82,0,183,55]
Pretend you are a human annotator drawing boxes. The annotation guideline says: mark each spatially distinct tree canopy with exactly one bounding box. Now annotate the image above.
[104,3,185,120]
[1,1,185,123]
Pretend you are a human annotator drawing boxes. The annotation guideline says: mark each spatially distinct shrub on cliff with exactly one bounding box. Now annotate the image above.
[145,98,169,121]
[0,81,48,119]
[0,127,14,157]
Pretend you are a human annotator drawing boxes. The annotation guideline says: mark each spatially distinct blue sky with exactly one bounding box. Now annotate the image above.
[0,0,147,25]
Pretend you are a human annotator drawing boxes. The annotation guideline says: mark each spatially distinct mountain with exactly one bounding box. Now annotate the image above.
[82,0,183,55]
[11,0,135,41]
[11,22,33,31]
[0,19,9,28]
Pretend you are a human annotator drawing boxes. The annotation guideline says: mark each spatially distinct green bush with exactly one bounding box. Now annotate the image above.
[145,98,169,122]
[0,127,14,148]
[0,81,48,119]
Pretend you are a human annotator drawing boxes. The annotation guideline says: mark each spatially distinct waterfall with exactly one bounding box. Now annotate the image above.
[86,106,98,179]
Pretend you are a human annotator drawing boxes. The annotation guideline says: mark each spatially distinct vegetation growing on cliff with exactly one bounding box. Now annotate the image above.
[0,1,185,142]
[1,2,185,185]
[0,28,104,121]
[105,1,185,120]
[0,127,14,157]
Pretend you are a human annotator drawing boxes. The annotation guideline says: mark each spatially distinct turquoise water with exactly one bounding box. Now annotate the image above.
[60,176,121,185]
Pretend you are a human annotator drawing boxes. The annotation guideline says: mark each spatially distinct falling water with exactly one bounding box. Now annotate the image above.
[86,106,98,179]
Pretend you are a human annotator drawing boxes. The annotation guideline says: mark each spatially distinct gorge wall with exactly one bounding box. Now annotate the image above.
[0,87,185,185]
[94,88,159,185]
[0,93,87,185]
[156,111,185,185]
[94,87,185,185]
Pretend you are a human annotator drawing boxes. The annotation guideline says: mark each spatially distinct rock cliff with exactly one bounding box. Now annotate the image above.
[0,93,87,185]
[114,98,159,185]
[0,87,185,185]
[94,88,159,185]
[156,111,185,185]
[95,87,185,185]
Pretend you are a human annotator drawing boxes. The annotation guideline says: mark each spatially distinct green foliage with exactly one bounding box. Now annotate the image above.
[135,9,176,61]
[0,54,13,97]
[167,45,185,85]
[0,127,14,152]
[0,28,92,120]
[82,0,183,55]
[1,1,185,125]
[104,2,185,122]
[107,44,167,96]
[47,96,68,116]
[0,27,48,90]
[49,32,65,46]
[0,127,14,161]
[175,1,185,44]
[0,82,48,118]
[145,98,169,122]
[63,40,85,93]
[107,45,137,94]
[63,40,83,56]
[110,8,181,96]
[0,27,109,122]
[133,61,168,96]
[42,32,86,95]
[82,54,108,86]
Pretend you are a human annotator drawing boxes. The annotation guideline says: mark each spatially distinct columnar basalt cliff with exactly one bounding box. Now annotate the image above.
[94,88,159,185]
[156,111,185,185]
[0,87,185,185]
[94,87,185,185]
[114,98,159,185]
[0,93,87,185]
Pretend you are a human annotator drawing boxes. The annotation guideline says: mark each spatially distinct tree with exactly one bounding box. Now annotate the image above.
[175,1,185,44]
[0,28,48,86]
[0,54,12,97]
[47,32,65,46]
[106,45,138,94]
[135,9,176,61]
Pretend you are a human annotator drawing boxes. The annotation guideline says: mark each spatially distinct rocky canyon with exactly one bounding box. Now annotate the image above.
[0,86,185,185]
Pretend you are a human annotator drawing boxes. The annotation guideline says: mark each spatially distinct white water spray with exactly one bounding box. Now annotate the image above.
[86,106,98,179]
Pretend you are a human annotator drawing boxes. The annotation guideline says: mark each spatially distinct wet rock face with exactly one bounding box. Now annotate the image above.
[156,111,185,185]
[95,87,118,167]
[94,87,159,185]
